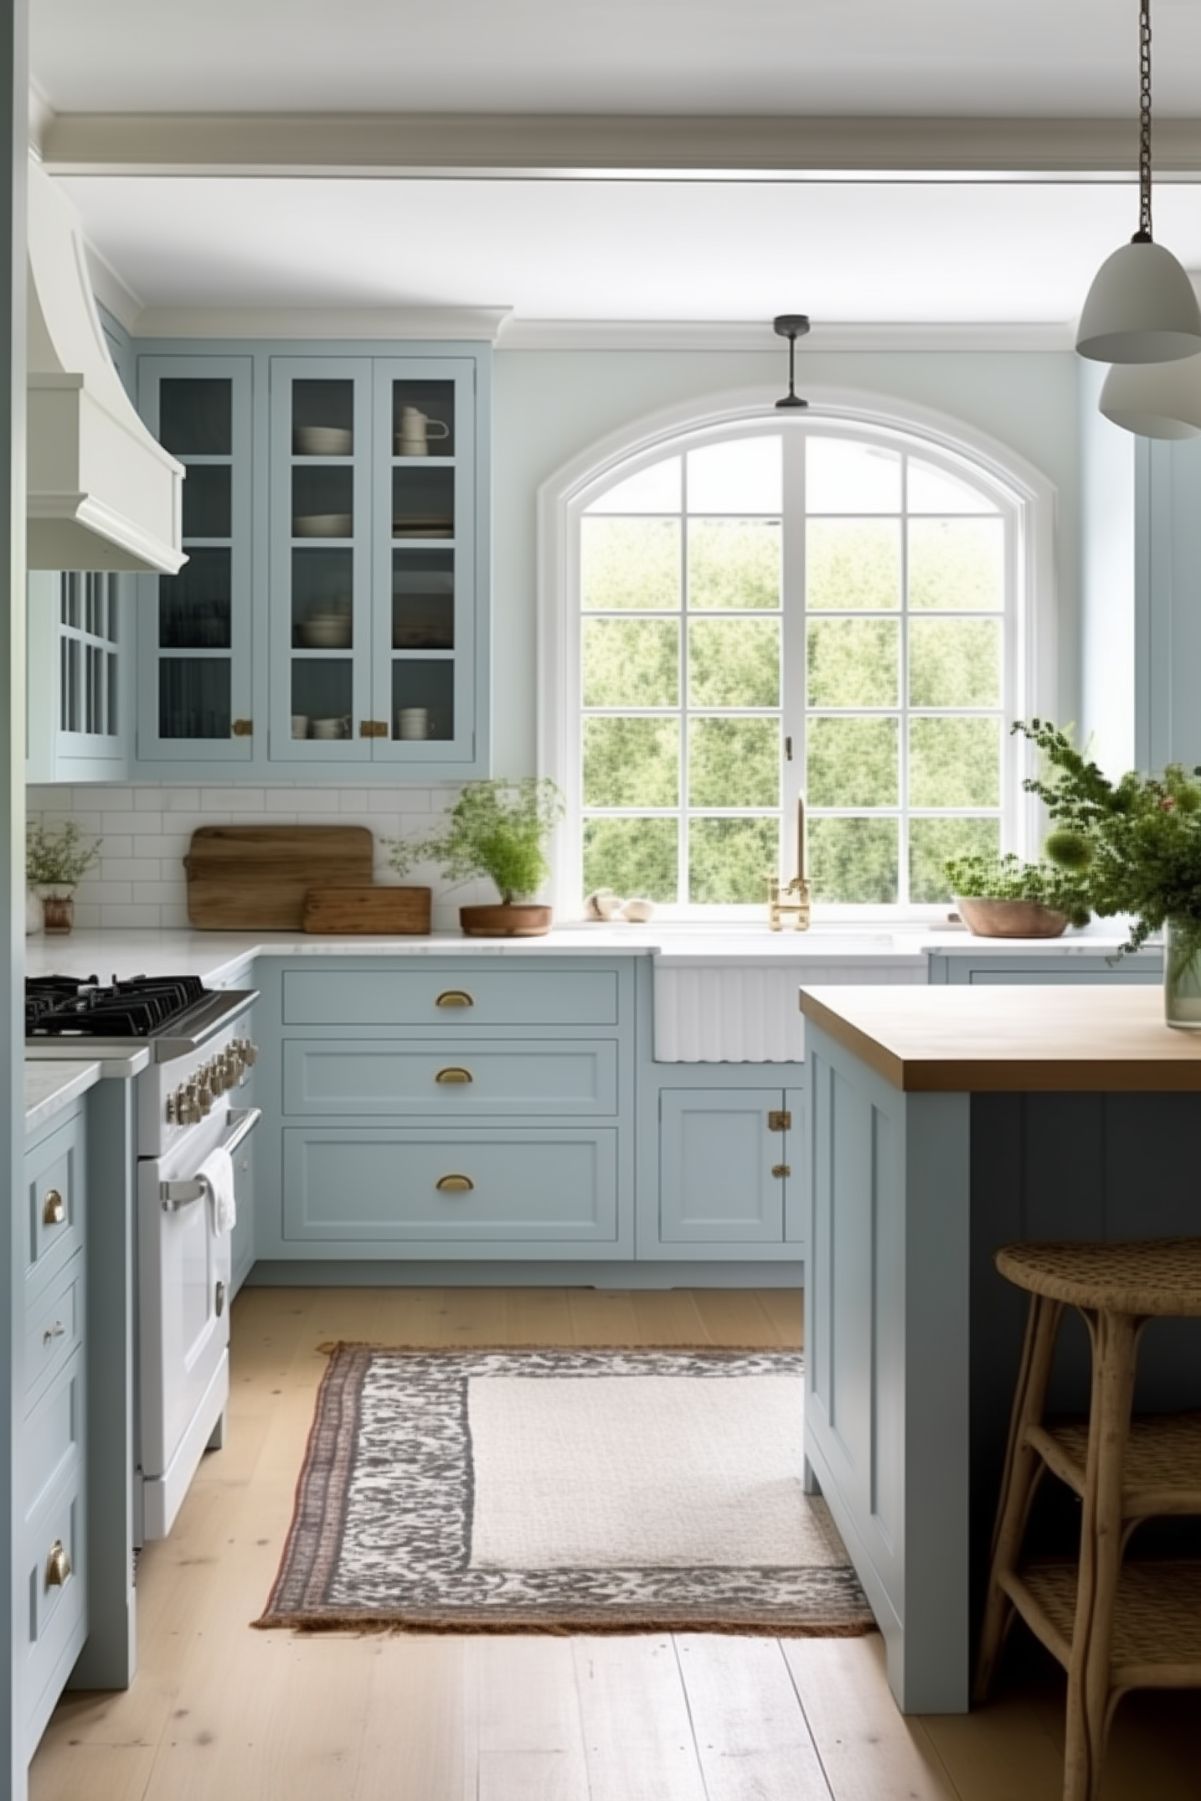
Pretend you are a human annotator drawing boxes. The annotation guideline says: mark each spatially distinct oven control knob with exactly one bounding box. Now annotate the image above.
[166,1091,178,1126]
[209,1057,228,1096]
[223,1049,242,1087]
[195,1078,214,1117]
[240,1039,258,1068]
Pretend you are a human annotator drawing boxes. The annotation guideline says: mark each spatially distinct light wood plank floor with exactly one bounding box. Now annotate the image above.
[31,1287,1200,1801]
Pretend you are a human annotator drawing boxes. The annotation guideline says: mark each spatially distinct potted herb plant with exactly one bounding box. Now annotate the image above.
[26,818,102,935]
[386,778,564,937]
[943,851,1092,940]
[1015,718,1201,1027]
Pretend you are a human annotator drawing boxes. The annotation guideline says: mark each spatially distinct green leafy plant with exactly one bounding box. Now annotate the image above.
[1013,718,1201,956]
[943,850,1092,929]
[385,779,565,905]
[26,818,102,890]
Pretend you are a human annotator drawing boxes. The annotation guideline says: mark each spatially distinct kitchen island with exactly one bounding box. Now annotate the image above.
[799,984,1201,1717]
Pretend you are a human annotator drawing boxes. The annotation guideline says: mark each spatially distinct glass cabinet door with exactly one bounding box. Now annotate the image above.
[370,359,477,763]
[137,357,254,759]
[58,571,123,752]
[270,358,373,760]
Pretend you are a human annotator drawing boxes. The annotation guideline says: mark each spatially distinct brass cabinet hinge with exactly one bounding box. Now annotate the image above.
[767,1109,792,1133]
[771,1163,791,1179]
[231,719,253,737]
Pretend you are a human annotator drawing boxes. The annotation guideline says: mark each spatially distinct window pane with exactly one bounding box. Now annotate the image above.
[909,618,1001,707]
[581,517,680,611]
[910,817,1001,904]
[807,438,901,513]
[909,518,1004,612]
[583,618,679,707]
[908,458,998,515]
[909,717,1001,808]
[806,519,901,612]
[583,717,679,808]
[808,716,899,807]
[689,818,779,903]
[687,519,781,610]
[809,817,899,904]
[586,456,681,514]
[584,817,678,901]
[689,717,780,808]
[689,618,780,706]
[807,617,899,707]
[687,437,781,513]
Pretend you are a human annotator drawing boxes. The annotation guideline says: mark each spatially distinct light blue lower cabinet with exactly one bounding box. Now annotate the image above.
[282,1127,623,1255]
[282,1039,618,1117]
[658,1089,787,1247]
[929,951,1163,985]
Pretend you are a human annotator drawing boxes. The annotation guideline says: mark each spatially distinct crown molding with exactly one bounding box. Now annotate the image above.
[496,319,1076,352]
[128,304,512,342]
[40,110,1201,180]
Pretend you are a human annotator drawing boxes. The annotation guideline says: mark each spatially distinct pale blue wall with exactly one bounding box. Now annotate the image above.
[1077,358,1137,778]
[491,347,1082,774]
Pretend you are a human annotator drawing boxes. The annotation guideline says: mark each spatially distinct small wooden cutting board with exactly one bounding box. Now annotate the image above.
[185,825,375,929]
[303,886,431,936]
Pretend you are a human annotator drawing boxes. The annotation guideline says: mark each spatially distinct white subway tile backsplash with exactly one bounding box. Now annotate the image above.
[100,904,164,929]
[134,787,166,811]
[163,789,202,812]
[201,788,266,812]
[133,835,188,858]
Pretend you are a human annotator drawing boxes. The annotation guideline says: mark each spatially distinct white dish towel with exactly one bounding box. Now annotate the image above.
[201,1145,237,1237]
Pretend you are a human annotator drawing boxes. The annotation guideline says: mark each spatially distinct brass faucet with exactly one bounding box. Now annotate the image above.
[767,796,812,932]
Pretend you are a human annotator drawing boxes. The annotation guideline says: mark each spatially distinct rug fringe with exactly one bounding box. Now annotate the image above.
[252,1611,874,1640]
[313,1340,802,1357]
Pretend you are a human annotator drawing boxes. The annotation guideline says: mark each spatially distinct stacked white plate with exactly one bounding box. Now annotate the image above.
[294,513,353,538]
[300,614,353,648]
[294,426,353,456]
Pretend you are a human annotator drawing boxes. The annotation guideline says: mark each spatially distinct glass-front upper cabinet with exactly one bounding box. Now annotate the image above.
[137,358,254,760]
[269,354,479,765]
[26,568,129,781]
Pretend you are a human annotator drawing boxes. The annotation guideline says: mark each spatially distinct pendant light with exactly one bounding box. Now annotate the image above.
[1077,0,1201,365]
[1099,355,1201,438]
[773,315,810,409]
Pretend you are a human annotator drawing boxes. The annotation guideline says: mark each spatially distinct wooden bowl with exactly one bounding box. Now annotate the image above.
[955,896,1069,939]
[459,903,552,938]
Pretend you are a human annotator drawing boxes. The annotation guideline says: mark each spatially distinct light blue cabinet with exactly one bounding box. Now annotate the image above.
[929,950,1162,985]
[26,569,131,784]
[644,1079,805,1261]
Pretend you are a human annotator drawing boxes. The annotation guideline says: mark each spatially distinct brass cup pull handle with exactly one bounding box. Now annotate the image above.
[436,1174,475,1194]
[435,1067,473,1086]
[42,1188,65,1227]
[45,1541,71,1588]
[435,990,474,1010]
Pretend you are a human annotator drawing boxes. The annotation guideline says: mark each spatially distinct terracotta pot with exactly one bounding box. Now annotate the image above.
[459,903,552,938]
[39,889,76,935]
[955,896,1068,940]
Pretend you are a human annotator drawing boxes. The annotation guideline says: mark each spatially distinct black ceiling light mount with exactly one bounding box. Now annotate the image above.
[773,314,810,410]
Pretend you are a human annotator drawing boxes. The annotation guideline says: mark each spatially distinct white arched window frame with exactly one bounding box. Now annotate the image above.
[538,385,1058,920]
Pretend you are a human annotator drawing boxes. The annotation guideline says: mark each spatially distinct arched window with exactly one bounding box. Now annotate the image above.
[540,398,1054,916]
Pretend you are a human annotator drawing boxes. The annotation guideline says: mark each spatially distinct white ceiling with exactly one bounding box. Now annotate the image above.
[62,174,1201,324]
[32,0,1201,118]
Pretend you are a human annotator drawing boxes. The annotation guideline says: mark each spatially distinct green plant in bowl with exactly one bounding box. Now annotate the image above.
[943,850,1092,939]
[386,778,565,936]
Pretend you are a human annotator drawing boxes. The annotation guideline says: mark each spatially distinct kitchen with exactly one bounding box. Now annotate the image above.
[5,5,1201,1800]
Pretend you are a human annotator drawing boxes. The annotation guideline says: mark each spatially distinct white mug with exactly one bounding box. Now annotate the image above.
[395,409,450,455]
[397,707,429,741]
[291,714,309,739]
[311,715,349,740]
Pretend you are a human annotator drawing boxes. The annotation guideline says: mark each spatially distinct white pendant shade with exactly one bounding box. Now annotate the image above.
[1077,240,1201,364]
[1099,355,1201,439]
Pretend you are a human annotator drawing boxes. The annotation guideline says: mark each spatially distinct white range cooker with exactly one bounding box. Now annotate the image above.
[27,974,260,1541]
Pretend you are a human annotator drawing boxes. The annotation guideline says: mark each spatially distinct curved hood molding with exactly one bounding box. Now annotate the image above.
[27,162,186,574]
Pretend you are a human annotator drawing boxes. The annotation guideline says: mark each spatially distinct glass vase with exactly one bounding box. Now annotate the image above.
[1164,918,1201,1029]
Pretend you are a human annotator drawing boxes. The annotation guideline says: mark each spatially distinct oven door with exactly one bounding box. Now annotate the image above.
[137,1104,261,1540]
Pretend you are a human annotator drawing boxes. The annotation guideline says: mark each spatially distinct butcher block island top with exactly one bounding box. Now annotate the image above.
[800,983,1201,1092]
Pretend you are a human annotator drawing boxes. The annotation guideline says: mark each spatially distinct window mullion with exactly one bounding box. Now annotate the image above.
[900,451,911,905]
[678,460,689,906]
[780,429,807,884]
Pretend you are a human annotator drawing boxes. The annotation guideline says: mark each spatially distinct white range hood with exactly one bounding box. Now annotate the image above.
[26,162,186,575]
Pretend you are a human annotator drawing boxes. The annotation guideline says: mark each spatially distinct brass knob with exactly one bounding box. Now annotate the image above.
[771,1163,791,1179]
[435,1067,473,1085]
[45,1541,71,1588]
[435,990,474,1009]
[42,1188,65,1227]
[436,1174,475,1194]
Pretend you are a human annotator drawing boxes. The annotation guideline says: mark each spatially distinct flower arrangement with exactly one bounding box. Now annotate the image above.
[26,818,102,892]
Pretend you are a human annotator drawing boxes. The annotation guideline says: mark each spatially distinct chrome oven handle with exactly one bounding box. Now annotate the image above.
[159,1106,262,1211]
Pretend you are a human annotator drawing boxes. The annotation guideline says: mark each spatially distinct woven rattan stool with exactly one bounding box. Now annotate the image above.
[976,1238,1201,1801]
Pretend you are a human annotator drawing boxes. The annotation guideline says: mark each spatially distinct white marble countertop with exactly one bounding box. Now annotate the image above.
[23,922,1155,986]
[25,1059,101,1133]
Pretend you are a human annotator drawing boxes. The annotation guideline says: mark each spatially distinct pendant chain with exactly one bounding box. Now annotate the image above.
[1137,0,1154,240]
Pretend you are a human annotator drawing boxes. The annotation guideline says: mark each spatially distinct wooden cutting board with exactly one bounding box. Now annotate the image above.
[303,886,431,936]
[185,826,375,929]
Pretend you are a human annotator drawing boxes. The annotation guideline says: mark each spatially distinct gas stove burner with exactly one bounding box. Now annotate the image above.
[27,973,210,1039]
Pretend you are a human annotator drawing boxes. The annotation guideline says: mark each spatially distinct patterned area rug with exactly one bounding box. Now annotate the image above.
[257,1345,874,1636]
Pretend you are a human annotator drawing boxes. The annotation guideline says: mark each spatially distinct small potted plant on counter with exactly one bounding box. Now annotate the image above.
[1015,718,1201,1027]
[943,850,1092,940]
[385,778,564,937]
[26,818,101,935]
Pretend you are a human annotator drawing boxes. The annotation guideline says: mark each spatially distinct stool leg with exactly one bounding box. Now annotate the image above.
[975,1293,1062,1703]
[1063,1308,1140,1801]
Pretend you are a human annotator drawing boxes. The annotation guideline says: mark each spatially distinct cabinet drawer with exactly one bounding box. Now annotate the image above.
[20,1462,86,1750]
[281,967,620,1028]
[23,1350,85,1522]
[283,1039,618,1117]
[283,1128,618,1243]
[24,1110,85,1295]
[25,1255,85,1408]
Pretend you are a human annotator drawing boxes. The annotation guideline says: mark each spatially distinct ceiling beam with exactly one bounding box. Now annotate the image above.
[40,111,1201,181]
